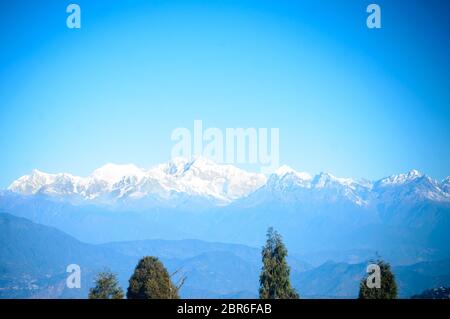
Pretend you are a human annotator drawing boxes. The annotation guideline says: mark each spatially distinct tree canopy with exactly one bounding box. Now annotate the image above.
[259,227,299,299]
[88,271,124,299]
[359,259,397,299]
[127,256,181,299]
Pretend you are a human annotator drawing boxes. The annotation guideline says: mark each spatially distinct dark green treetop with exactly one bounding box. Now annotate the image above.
[127,256,183,299]
[88,271,124,299]
[359,259,398,299]
[259,227,299,299]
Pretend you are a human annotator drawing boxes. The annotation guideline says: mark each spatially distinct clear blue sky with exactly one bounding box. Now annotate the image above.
[0,0,449,187]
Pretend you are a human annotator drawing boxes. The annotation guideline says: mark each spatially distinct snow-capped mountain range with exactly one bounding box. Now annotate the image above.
[3,158,450,265]
[7,158,265,205]
[6,157,450,206]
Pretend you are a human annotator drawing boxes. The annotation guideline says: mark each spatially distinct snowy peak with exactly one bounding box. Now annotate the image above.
[159,157,195,176]
[147,156,267,203]
[6,162,450,206]
[92,163,144,184]
[377,169,424,186]
[7,158,266,205]
[274,165,312,180]
[263,168,449,205]
[257,167,372,206]
[267,166,311,191]
[374,170,449,202]
[312,172,340,188]
[8,170,77,196]
[268,168,359,190]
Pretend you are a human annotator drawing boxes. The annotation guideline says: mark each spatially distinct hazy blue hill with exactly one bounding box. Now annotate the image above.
[0,213,119,274]
[0,212,135,298]
[169,251,260,298]
[395,259,450,297]
[293,259,450,298]
[0,213,267,298]
[101,239,262,263]
[293,261,365,298]
[2,191,448,266]
[2,213,450,299]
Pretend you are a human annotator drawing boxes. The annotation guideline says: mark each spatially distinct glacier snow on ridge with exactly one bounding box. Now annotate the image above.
[6,157,450,206]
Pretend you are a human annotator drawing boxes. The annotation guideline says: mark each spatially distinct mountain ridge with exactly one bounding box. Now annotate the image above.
[2,159,449,265]
[1,213,449,299]
[6,158,450,208]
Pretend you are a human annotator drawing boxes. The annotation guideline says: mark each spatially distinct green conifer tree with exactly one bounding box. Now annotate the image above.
[359,259,398,299]
[88,271,124,299]
[127,256,183,299]
[259,227,299,299]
